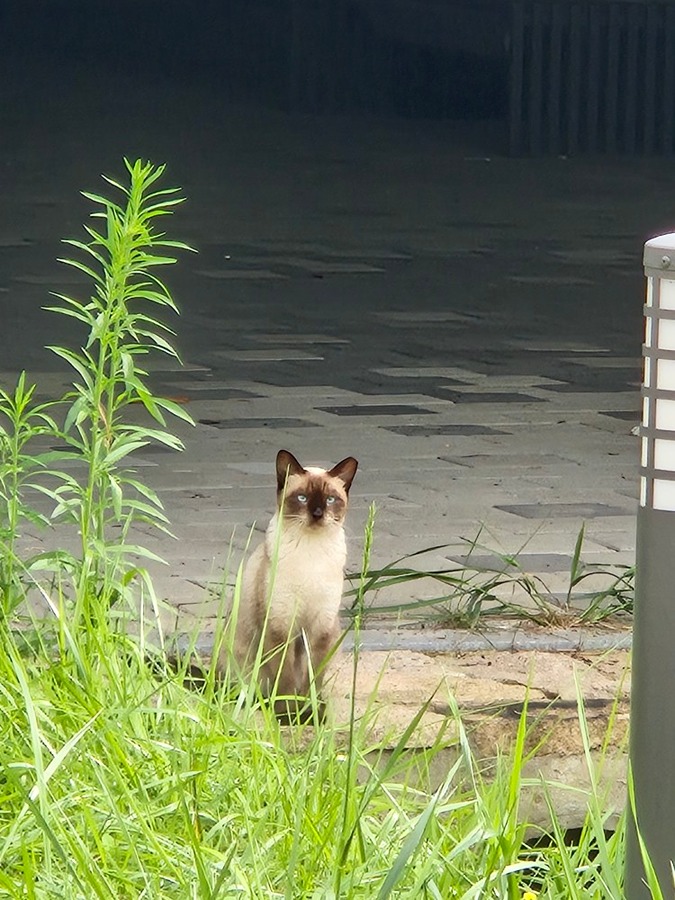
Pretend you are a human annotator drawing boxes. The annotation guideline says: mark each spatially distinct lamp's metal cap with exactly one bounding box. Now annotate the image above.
[645,233,675,275]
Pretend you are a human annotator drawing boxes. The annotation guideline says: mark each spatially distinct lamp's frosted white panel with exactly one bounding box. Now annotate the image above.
[652,478,675,511]
[660,279,675,311]
[657,359,675,390]
[655,398,675,431]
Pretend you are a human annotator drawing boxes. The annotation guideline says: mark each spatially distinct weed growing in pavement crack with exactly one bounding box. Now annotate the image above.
[347,524,634,627]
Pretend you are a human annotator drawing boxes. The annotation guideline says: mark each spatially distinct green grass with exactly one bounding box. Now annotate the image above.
[0,609,630,898]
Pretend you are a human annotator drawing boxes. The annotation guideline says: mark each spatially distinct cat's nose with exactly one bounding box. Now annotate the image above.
[311,507,324,519]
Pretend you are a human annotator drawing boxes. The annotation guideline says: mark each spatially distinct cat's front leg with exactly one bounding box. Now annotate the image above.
[308,621,341,692]
[262,624,343,723]
[260,627,309,697]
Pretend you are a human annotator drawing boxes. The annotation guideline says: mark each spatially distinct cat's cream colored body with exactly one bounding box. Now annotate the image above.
[234,509,346,693]
[231,456,357,705]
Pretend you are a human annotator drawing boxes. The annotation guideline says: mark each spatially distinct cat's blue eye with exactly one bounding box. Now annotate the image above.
[297,494,307,503]
[326,496,336,505]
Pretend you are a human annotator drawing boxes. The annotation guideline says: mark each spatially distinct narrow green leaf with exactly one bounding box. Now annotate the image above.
[43,304,93,326]
[61,238,107,267]
[153,396,195,425]
[103,439,149,466]
[47,346,94,387]
[63,394,90,433]
[109,475,123,519]
[376,799,438,899]
[57,256,103,284]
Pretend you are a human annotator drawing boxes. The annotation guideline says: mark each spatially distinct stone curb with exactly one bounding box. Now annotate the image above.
[173,625,632,657]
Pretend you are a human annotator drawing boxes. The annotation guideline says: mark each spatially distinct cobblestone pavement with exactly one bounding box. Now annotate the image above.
[3,66,671,638]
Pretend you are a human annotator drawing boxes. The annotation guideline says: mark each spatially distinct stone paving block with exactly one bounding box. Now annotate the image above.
[591,530,637,553]
[529,391,640,410]
[488,508,636,539]
[448,551,574,573]
[386,423,513,437]
[195,268,288,280]
[318,403,441,417]
[252,334,350,346]
[199,416,318,430]
[372,366,490,382]
[495,502,632,520]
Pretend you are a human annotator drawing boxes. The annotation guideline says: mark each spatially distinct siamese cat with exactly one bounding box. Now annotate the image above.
[232,449,358,718]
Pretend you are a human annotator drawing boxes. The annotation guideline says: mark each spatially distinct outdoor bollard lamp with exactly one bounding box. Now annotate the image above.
[626,233,675,896]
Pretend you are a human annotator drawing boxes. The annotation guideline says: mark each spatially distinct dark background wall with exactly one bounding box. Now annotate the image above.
[0,0,510,121]
[4,0,674,156]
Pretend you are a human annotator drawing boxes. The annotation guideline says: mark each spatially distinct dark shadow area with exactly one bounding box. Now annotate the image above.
[0,0,509,123]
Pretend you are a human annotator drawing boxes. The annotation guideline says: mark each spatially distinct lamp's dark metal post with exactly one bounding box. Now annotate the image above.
[626,234,675,897]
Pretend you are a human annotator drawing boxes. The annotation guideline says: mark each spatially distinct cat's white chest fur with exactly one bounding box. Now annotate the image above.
[261,512,347,634]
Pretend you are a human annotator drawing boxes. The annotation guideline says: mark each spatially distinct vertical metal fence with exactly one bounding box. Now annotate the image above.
[509,0,675,155]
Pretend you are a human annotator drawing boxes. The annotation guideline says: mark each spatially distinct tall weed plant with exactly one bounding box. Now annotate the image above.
[0,373,59,612]
[0,159,193,630]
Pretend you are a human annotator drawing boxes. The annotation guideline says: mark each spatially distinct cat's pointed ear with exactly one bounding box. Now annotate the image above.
[276,449,305,491]
[329,457,358,494]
